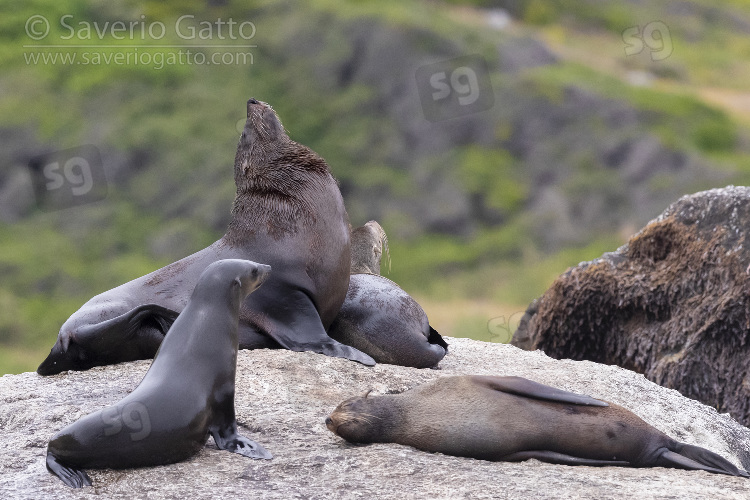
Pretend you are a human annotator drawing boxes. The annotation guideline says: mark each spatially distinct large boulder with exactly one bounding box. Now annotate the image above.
[2,337,750,499]
[512,186,750,426]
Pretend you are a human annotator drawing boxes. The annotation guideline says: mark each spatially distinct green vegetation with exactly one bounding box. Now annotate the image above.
[523,63,739,155]
[1,0,750,374]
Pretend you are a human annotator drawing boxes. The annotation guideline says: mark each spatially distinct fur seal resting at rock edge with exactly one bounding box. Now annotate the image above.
[328,221,447,368]
[38,98,374,375]
[46,259,273,488]
[326,375,749,477]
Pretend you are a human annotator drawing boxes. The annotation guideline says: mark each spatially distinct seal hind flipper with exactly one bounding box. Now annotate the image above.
[500,450,630,467]
[46,453,92,488]
[656,444,750,477]
[37,304,179,375]
[70,303,178,351]
[474,376,609,407]
[427,326,448,351]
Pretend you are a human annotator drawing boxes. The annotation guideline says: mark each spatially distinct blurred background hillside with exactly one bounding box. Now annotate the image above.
[2,0,750,374]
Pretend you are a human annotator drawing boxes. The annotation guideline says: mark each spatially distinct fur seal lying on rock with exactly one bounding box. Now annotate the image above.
[38,98,374,375]
[46,259,273,488]
[329,221,447,368]
[326,375,749,477]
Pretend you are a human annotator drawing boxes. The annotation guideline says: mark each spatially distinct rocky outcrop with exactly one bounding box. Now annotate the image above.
[512,186,750,426]
[2,337,750,499]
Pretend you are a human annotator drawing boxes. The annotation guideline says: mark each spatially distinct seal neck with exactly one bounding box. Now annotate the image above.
[225,141,333,244]
[361,395,405,443]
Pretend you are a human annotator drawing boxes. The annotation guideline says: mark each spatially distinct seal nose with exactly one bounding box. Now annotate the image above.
[257,264,271,284]
[325,416,333,426]
[247,98,260,117]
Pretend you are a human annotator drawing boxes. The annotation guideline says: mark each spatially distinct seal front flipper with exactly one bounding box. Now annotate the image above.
[500,450,629,467]
[474,375,609,407]
[46,453,92,488]
[38,304,178,375]
[655,443,750,477]
[210,424,273,460]
[208,385,273,460]
[255,289,375,366]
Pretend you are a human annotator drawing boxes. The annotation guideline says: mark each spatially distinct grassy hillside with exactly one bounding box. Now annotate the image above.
[1,0,749,374]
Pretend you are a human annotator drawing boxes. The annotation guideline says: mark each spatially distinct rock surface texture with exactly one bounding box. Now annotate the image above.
[512,186,750,427]
[2,337,750,499]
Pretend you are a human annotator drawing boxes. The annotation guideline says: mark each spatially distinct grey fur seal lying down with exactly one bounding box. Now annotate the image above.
[38,98,374,376]
[329,220,447,368]
[326,375,749,477]
[46,259,273,488]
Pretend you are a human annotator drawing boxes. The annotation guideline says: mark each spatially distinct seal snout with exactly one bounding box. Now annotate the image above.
[255,264,272,285]
[246,98,264,117]
[325,415,338,434]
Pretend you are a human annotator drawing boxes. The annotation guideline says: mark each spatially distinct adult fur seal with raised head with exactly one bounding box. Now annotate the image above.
[328,220,447,368]
[326,375,749,477]
[38,99,374,375]
[46,259,273,488]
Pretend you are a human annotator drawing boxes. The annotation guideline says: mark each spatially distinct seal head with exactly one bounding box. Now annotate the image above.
[350,221,389,275]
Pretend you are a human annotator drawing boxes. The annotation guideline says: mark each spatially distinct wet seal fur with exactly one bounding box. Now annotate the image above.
[326,375,749,477]
[328,221,447,368]
[38,98,374,375]
[46,259,273,488]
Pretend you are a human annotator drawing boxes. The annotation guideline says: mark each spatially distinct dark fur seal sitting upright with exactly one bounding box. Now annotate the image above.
[328,221,447,368]
[326,375,749,477]
[46,259,273,488]
[38,98,374,376]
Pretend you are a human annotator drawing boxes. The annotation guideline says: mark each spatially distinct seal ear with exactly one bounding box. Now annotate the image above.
[234,277,242,288]
[363,390,373,399]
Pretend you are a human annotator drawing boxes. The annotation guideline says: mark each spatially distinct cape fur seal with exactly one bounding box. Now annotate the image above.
[326,375,749,477]
[38,98,374,375]
[46,259,273,488]
[328,221,447,368]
